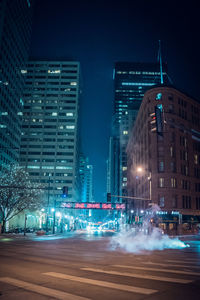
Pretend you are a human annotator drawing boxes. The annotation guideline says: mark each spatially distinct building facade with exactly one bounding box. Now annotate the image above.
[127,86,200,233]
[0,0,34,168]
[108,62,168,199]
[20,60,80,206]
[79,153,94,202]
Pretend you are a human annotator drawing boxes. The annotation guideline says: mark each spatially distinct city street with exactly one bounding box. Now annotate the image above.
[0,233,200,299]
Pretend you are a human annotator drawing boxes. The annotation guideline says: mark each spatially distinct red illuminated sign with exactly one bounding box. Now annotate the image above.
[116,204,125,209]
[102,203,112,209]
[61,202,125,209]
[86,203,100,209]
[75,203,85,209]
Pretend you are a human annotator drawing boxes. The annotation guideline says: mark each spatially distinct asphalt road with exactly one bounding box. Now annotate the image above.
[0,232,200,300]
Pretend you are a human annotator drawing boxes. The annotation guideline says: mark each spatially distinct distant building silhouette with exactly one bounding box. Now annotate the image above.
[79,153,94,202]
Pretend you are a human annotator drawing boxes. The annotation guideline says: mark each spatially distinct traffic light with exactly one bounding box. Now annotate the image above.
[150,112,156,132]
[155,104,163,136]
[135,216,139,223]
[62,186,68,198]
[107,192,111,203]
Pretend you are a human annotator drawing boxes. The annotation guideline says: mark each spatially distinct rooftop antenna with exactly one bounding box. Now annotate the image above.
[158,40,164,84]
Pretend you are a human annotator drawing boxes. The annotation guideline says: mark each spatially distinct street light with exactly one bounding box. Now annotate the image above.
[136,166,152,201]
[137,167,143,173]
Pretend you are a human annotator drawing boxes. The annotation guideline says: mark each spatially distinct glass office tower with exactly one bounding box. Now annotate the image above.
[20,60,80,204]
[108,62,168,198]
[0,0,34,168]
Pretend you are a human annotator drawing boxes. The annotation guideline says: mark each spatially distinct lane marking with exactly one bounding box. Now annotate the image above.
[0,277,90,300]
[81,267,192,284]
[167,259,200,264]
[143,261,200,269]
[112,264,200,276]
[44,272,157,295]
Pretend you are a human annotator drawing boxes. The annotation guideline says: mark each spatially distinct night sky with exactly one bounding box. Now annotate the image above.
[30,0,200,202]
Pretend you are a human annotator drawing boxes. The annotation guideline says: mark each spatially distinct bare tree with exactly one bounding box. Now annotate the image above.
[0,166,44,233]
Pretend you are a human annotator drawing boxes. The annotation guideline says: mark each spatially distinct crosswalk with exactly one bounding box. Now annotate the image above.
[0,258,199,299]
[0,277,90,300]
[43,272,157,295]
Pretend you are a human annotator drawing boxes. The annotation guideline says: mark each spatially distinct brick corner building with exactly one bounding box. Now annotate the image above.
[127,85,200,233]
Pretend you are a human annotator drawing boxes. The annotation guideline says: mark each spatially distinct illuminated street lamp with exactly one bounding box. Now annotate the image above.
[137,167,143,173]
[136,166,152,201]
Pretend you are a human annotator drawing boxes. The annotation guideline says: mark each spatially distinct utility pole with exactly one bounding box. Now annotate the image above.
[24,213,27,236]
[53,200,56,234]
[45,175,50,233]
[148,172,152,201]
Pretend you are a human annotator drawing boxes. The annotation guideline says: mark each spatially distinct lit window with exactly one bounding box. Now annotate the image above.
[56,166,72,169]
[122,167,127,171]
[170,146,174,157]
[159,178,164,187]
[17,112,23,116]
[21,70,27,74]
[48,70,60,74]
[159,196,165,207]
[159,161,164,172]
[70,82,77,86]
[27,166,40,169]
[66,125,75,129]
[171,178,177,188]
[122,82,154,86]
[123,131,128,135]
[42,166,54,169]
[52,112,58,116]
[194,154,198,164]
[1,112,8,116]
[66,113,73,116]
[20,98,24,106]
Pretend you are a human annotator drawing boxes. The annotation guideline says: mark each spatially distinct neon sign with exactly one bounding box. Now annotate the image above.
[61,202,125,210]
[102,203,112,209]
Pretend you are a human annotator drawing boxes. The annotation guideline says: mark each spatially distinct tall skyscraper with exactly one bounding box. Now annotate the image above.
[108,62,168,199]
[0,0,34,168]
[20,60,80,204]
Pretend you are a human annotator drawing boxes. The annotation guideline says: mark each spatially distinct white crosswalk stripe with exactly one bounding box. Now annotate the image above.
[81,267,193,284]
[112,264,200,276]
[167,259,200,264]
[43,272,157,295]
[0,277,90,300]
[142,261,200,269]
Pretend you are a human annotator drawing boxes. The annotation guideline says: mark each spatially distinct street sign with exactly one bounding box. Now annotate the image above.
[61,202,125,210]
